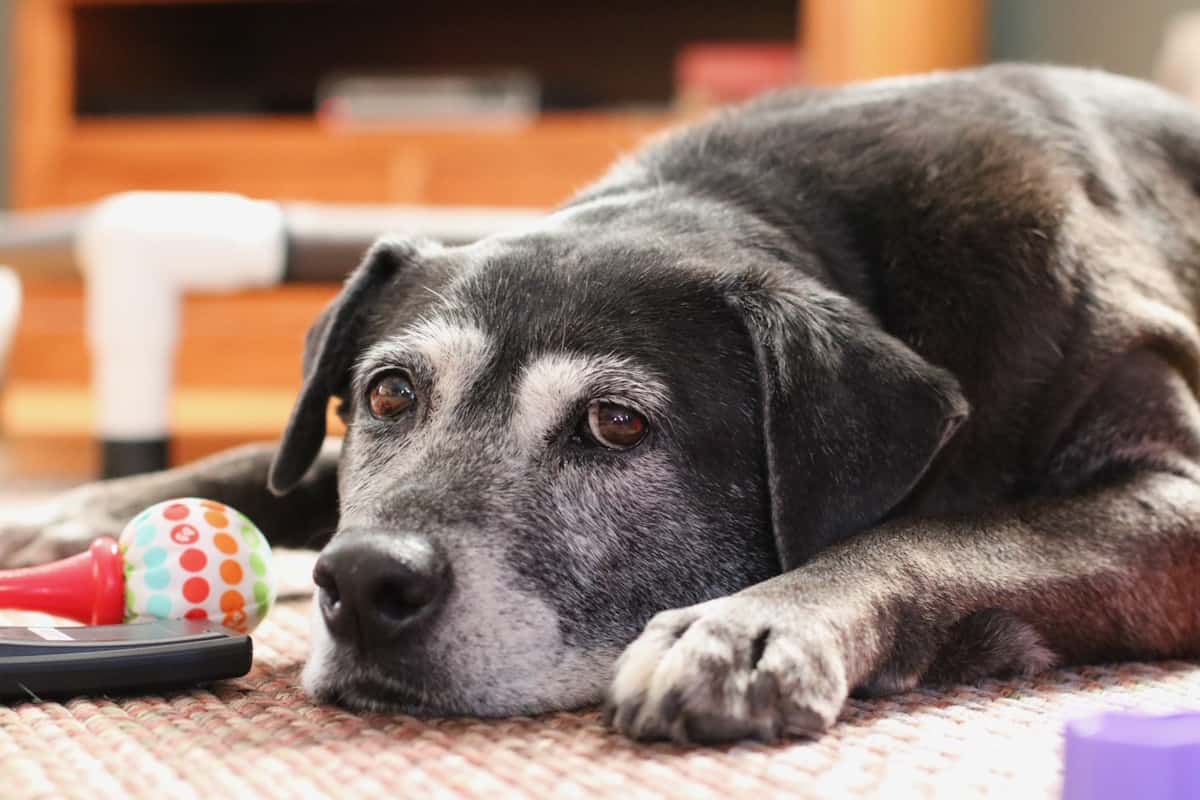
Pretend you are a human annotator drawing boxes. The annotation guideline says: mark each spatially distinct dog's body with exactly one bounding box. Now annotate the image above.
[6,64,1200,742]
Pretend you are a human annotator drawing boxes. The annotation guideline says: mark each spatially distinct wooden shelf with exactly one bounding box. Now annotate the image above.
[2,381,346,478]
[11,279,335,387]
[51,112,677,207]
[5,280,340,478]
[4,0,985,478]
[9,0,985,209]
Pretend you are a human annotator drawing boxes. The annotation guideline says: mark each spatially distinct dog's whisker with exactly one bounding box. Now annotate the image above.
[16,682,42,703]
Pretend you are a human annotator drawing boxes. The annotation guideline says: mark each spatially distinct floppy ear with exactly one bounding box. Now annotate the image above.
[732,272,969,571]
[268,240,415,495]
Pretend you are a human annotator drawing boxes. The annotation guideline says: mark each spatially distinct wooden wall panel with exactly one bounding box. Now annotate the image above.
[804,0,985,85]
[10,0,75,209]
[10,280,337,387]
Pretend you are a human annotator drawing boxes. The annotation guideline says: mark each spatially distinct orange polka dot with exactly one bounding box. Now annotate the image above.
[220,589,245,613]
[185,608,208,621]
[200,500,226,512]
[205,511,230,529]
[179,548,207,572]
[220,559,244,585]
[213,533,238,554]
[163,503,189,521]
[183,577,210,603]
[223,609,248,633]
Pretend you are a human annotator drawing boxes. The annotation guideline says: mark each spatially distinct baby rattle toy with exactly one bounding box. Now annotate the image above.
[0,498,275,634]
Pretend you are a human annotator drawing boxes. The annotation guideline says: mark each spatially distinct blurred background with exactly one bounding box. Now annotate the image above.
[2,0,1200,490]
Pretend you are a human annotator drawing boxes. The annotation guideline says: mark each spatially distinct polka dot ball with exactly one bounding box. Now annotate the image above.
[117,498,276,633]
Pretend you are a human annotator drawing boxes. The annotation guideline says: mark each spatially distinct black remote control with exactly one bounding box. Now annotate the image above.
[0,619,252,701]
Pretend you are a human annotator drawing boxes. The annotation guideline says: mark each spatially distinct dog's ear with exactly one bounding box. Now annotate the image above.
[731,272,969,570]
[268,240,415,495]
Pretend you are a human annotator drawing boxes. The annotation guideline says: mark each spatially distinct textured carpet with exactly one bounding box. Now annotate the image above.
[2,550,1198,799]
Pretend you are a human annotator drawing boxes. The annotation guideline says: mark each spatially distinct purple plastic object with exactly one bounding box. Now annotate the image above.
[1062,711,1200,800]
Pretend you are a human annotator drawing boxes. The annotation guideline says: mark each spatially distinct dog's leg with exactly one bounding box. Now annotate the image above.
[607,351,1200,743]
[607,471,1200,742]
[0,439,340,566]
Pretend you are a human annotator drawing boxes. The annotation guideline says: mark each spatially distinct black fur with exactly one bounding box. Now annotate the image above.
[7,64,1200,743]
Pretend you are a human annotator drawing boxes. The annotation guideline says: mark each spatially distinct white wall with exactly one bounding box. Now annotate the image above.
[990,0,1199,78]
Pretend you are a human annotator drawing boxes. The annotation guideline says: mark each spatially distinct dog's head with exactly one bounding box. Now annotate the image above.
[269,198,966,715]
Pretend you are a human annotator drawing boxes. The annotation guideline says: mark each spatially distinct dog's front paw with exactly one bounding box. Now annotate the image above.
[605,597,850,743]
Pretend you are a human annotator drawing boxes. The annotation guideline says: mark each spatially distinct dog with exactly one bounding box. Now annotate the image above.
[4,64,1200,744]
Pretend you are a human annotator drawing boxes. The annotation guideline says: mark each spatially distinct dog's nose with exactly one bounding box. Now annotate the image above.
[311,531,450,647]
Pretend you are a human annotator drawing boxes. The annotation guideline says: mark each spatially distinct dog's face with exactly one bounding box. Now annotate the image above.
[268,200,966,716]
[295,225,778,714]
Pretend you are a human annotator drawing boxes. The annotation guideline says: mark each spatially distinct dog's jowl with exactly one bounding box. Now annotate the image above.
[6,64,1200,743]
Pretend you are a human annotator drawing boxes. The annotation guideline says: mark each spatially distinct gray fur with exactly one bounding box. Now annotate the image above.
[5,64,1200,744]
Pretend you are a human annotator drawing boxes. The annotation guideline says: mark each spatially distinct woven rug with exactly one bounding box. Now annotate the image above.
[2,549,1198,800]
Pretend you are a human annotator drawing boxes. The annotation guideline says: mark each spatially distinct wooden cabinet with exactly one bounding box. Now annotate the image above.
[9,0,984,210]
[3,0,984,477]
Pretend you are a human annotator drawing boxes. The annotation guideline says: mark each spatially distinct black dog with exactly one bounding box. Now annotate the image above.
[4,64,1200,743]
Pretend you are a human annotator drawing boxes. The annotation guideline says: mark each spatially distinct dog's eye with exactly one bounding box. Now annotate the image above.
[367,371,417,419]
[580,401,648,450]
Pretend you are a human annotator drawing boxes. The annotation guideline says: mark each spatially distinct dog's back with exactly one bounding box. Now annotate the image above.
[579,64,1200,515]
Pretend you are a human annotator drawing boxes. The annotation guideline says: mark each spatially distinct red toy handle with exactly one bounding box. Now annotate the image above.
[0,536,125,624]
